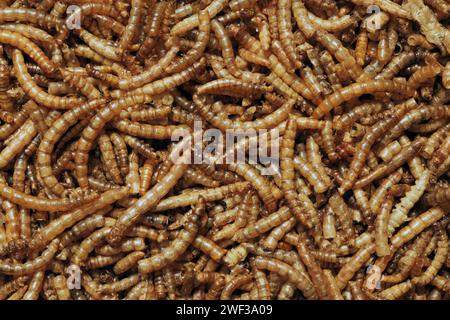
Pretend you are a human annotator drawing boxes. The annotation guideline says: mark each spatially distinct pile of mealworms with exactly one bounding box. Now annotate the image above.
[0,0,448,300]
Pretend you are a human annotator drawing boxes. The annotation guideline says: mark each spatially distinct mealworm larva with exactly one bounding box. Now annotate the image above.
[322,269,344,300]
[321,120,338,163]
[122,105,172,122]
[138,158,155,196]
[339,99,415,193]
[293,156,328,194]
[379,140,402,163]
[96,237,145,256]
[0,276,29,300]
[336,243,376,290]
[27,188,127,252]
[153,181,248,213]
[211,19,244,78]
[12,50,84,109]
[192,235,226,262]
[59,214,105,248]
[194,94,290,131]
[138,197,205,274]
[125,151,140,195]
[375,194,393,257]
[220,273,252,299]
[20,270,43,300]
[108,162,187,244]
[223,244,249,268]
[52,275,71,300]
[37,99,106,196]
[407,61,442,95]
[254,256,317,299]
[75,28,123,62]
[369,169,403,215]
[379,280,413,300]
[355,30,368,67]
[354,137,426,189]
[251,264,271,300]
[313,78,410,119]
[404,0,450,54]
[98,134,123,185]
[226,163,278,213]
[262,217,297,251]
[376,51,416,80]
[112,120,189,140]
[60,69,102,100]
[0,7,68,40]
[233,206,291,242]
[277,0,302,69]
[71,226,111,267]
[411,224,448,286]
[280,119,315,228]
[3,200,20,242]
[167,10,210,74]
[118,0,145,50]
[109,132,129,178]
[171,0,228,36]
[0,238,59,275]
[238,48,271,68]
[115,57,206,99]
[333,102,382,131]
[296,239,327,299]
[387,168,431,235]
[390,207,444,252]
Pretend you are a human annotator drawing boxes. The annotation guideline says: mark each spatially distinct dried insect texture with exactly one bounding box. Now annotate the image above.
[0,0,446,301]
